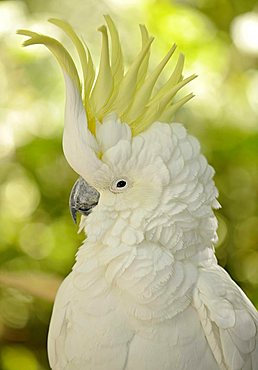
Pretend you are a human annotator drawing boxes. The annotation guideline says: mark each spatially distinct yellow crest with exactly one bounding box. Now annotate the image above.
[18,16,196,136]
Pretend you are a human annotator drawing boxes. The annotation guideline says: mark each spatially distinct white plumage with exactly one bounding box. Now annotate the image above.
[48,118,258,370]
[19,17,258,370]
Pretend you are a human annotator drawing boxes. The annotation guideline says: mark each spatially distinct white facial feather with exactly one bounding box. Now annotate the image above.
[82,117,219,257]
[96,113,132,152]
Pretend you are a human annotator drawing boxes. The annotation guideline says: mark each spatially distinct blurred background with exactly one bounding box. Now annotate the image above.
[0,0,258,368]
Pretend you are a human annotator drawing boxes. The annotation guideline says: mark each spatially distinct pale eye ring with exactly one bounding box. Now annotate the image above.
[110,177,129,193]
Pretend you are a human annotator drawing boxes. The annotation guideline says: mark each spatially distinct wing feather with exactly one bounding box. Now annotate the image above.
[194,266,258,370]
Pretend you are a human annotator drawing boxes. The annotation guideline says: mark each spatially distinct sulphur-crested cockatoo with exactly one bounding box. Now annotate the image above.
[18,16,258,370]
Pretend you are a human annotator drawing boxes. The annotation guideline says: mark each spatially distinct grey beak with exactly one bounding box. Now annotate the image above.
[69,177,100,224]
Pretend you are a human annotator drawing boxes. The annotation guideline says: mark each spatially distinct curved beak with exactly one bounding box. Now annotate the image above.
[69,177,100,224]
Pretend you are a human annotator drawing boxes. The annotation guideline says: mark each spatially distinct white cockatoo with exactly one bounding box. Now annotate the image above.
[18,16,258,370]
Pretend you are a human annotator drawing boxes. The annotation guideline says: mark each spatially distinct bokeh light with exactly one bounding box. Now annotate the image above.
[1,346,39,370]
[0,0,257,369]
[231,12,258,55]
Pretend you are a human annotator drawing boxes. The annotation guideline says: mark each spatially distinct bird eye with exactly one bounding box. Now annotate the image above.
[116,180,127,188]
[110,178,129,193]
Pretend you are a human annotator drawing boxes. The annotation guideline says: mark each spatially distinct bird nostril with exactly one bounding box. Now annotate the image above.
[78,206,91,212]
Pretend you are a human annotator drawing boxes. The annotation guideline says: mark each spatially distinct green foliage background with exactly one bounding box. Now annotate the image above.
[0,0,258,368]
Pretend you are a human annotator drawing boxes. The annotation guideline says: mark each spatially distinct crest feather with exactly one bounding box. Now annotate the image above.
[91,25,113,116]
[18,17,195,136]
[17,29,81,92]
[124,44,177,123]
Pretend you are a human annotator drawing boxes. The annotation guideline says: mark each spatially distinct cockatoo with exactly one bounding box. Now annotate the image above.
[18,16,258,370]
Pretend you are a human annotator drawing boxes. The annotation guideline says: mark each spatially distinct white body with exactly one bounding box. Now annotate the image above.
[48,121,258,370]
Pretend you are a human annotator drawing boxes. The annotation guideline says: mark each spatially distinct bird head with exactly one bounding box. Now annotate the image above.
[18,17,220,253]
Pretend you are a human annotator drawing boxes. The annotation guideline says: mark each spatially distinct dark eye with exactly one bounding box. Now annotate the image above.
[116,180,127,188]
[110,177,129,193]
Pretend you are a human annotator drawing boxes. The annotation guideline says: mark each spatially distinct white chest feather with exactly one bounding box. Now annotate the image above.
[49,239,220,370]
[48,231,258,370]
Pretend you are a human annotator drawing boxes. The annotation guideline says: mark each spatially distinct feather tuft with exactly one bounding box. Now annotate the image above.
[18,17,195,136]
